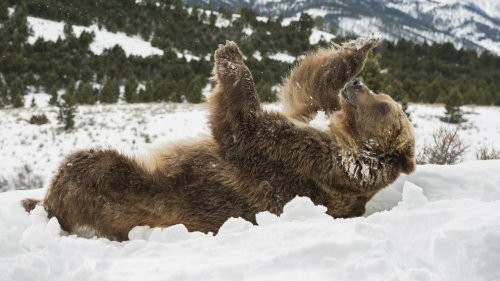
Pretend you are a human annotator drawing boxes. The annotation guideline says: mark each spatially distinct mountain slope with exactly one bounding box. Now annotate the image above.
[184,0,500,55]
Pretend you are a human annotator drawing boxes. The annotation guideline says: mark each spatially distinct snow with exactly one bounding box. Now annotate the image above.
[338,17,398,42]
[242,26,253,36]
[0,160,500,280]
[308,110,330,131]
[268,52,297,63]
[1,100,499,281]
[309,28,336,45]
[382,0,500,55]
[23,92,51,108]
[175,50,201,62]
[27,16,164,57]
[256,16,269,23]
[252,50,262,61]
[408,104,500,159]
[1,103,499,192]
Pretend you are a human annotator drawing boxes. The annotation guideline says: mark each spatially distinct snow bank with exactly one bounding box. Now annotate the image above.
[0,161,499,280]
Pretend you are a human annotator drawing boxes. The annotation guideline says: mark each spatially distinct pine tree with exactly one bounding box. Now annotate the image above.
[360,53,387,93]
[140,82,154,103]
[76,81,96,104]
[0,81,6,108]
[9,78,25,108]
[10,1,29,44]
[185,75,204,103]
[58,89,77,131]
[100,77,120,103]
[256,81,276,102]
[442,104,464,124]
[63,22,74,39]
[124,77,139,103]
[0,2,8,22]
[440,87,465,124]
[48,85,59,106]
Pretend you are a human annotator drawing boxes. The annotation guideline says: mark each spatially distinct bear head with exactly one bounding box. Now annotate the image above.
[335,79,416,175]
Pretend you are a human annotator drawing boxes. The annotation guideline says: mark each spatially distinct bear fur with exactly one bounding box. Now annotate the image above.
[21,39,415,241]
[279,37,382,122]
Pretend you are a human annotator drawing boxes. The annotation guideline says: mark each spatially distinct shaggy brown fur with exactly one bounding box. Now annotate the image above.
[280,36,381,122]
[21,40,415,241]
[209,41,415,216]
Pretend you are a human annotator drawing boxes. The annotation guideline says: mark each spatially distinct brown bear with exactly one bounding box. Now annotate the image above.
[21,39,415,241]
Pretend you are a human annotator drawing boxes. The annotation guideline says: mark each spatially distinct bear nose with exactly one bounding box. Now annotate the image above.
[352,79,362,86]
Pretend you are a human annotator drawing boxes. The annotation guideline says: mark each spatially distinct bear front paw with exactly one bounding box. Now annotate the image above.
[365,34,382,48]
[359,34,382,52]
[215,41,244,64]
[214,41,252,85]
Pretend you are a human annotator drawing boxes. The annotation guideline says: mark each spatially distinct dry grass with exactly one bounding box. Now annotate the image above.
[476,145,500,160]
[417,126,469,165]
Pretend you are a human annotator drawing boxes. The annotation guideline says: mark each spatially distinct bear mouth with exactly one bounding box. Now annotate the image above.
[340,87,356,105]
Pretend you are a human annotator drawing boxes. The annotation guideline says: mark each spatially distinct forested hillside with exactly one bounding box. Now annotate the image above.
[0,0,499,108]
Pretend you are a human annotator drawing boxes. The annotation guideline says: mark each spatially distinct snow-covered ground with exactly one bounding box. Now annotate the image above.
[0,100,499,279]
[0,159,499,280]
[1,99,499,191]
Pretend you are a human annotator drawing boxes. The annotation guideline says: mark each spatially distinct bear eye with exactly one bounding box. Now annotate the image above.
[377,103,389,115]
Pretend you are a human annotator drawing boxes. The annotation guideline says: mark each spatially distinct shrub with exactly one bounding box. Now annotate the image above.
[29,113,49,125]
[475,145,500,160]
[440,104,466,124]
[417,126,469,165]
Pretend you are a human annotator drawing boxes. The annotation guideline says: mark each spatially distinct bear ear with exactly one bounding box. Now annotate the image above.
[397,143,416,174]
[399,154,416,174]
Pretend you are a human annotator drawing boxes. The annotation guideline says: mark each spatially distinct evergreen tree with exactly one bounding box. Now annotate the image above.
[0,0,497,107]
[76,81,96,104]
[140,82,154,103]
[360,53,387,93]
[10,1,29,44]
[9,78,25,108]
[256,81,276,102]
[100,77,120,103]
[185,75,204,103]
[48,85,59,106]
[58,89,77,131]
[124,77,139,103]
[440,87,465,124]
[63,22,74,38]
[0,81,6,108]
[0,2,8,22]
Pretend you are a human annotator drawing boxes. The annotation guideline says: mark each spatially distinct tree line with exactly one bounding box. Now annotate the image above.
[0,0,499,109]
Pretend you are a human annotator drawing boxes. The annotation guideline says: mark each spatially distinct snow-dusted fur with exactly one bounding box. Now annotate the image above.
[21,39,415,241]
[280,34,381,122]
[209,41,415,219]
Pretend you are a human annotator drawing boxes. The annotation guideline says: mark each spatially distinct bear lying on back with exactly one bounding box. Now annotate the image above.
[22,38,415,241]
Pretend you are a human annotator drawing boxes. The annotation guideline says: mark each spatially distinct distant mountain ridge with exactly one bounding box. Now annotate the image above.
[184,0,500,55]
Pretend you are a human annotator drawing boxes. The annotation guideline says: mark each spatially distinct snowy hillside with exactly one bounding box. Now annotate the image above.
[0,160,499,280]
[26,14,328,63]
[186,0,500,55]
[27,17,164,58]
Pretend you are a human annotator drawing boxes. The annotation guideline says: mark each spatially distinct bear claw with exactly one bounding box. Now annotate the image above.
[215,41,243,64]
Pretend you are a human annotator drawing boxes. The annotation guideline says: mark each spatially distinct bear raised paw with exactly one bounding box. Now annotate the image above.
[214,41,252,87]
[280,34,383,122]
